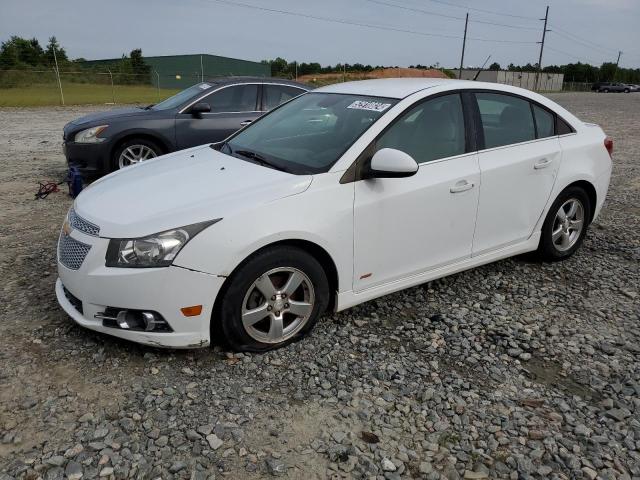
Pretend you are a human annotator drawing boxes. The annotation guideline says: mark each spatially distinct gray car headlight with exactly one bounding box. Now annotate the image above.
[105,220,220,268]
[75,125,109,143]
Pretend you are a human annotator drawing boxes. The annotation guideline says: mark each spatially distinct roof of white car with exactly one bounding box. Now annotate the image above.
[315,78,505,99]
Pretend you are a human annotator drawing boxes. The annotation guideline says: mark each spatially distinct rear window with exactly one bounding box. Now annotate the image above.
[476,93,535,148]
[532,104,555,138]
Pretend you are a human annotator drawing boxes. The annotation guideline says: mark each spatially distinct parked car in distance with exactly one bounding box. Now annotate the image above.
[56,78,612,351]
[62,77,309,176]
[628,84,640,92]
[591,81,631,93]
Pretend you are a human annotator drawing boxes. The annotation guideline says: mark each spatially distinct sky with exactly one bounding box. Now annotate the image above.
[1,0,639,69]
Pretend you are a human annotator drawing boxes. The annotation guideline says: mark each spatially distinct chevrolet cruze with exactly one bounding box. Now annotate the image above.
[56,78,612,351]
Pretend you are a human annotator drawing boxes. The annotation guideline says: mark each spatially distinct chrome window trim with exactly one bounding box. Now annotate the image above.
[178,82,309,115]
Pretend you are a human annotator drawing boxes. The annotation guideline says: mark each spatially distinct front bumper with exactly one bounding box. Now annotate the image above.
[55,228,225,348]
[63,141,113,177]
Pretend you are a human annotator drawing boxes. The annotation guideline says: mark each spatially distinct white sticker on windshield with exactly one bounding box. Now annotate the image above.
[199,83,212,89]
[347,100,392,112]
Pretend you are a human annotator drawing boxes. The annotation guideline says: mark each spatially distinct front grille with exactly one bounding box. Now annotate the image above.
[58,234,91,270]
[68,208,100,236]
[63,286,83,314]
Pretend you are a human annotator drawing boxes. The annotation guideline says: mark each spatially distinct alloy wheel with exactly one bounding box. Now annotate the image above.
[552,198,584,252]
[118,145,157,169]
[241,267,315,344]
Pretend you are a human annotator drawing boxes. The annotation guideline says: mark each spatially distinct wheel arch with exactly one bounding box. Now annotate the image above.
[211,239,340,332]
[564,179,597,223]
[110,132,171,160]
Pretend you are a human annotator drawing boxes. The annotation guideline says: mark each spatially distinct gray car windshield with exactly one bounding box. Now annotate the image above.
[152,83,215,111]
[223,93,398,174]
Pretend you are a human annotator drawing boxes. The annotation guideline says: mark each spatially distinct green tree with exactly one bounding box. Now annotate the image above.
[44,36,68,66]
[488,62,501,71]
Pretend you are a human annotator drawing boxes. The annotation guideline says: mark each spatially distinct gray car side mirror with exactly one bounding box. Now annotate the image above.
[191,103,211,117]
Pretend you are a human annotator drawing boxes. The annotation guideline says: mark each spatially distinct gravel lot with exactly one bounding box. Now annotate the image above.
[0,92,638,480]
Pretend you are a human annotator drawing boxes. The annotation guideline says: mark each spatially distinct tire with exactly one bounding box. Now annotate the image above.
[602,89,609,93]
[536,186,591,261]
[216,246,330,352]
[624,89,630,93]
[111,138,162,172]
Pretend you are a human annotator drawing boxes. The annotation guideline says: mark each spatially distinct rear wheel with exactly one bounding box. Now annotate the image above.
[624,89,630,93]
[602,88,609,93]
[216,246,329,352]
[111,138,161,171]
[536,186,591,261]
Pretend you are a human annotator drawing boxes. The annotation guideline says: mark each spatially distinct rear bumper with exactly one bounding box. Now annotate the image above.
[63,141,112,177]
[592,165,612,222]
[55,228,226,348]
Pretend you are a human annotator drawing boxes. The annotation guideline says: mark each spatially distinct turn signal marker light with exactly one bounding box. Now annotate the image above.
[181,305,203,317]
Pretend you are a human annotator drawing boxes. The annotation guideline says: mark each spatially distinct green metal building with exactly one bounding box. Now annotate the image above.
[84,53,270,89]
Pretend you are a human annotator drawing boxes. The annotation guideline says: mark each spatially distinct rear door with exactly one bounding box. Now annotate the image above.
[175,84,261,149]
[472,92,560,255]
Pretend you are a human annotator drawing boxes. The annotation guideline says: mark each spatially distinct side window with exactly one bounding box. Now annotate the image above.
[476,93,535,148]
[206,85,258,113]
[376,94,466,163]
[532,104,555,138]
[556,117,573,135]
[263,85,305,111]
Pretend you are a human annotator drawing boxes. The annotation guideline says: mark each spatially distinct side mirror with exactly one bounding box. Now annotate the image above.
[190,102,211,116]
[366,148,419,179]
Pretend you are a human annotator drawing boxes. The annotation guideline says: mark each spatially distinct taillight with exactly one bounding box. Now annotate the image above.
[604,136,613,158]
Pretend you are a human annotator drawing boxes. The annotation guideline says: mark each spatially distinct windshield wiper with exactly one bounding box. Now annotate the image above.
[142,104,154,110]
[234,150,289,173]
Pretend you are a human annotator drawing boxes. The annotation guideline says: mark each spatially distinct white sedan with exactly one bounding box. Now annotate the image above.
[56,79,612,351]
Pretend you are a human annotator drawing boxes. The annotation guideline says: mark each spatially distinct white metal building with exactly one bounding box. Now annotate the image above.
[456,69,564,92]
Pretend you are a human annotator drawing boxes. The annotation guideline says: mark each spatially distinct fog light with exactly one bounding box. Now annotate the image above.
[95,309,173,332]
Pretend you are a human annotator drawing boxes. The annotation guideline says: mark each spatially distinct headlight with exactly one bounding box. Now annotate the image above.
[105,220,220,268]
[74,125,109,143]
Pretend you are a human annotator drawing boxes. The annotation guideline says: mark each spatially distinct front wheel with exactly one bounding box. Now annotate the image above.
[111,138,161,171]
[536,186,591,261]
[217,246,329,352]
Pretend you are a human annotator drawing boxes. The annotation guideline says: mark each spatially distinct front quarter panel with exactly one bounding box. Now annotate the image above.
[173,171,354,293]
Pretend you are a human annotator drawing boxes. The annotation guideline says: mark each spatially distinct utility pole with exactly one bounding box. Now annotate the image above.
[459,13,469,80]
[613,50,622,81]
[200,55,204,82]
[52,44,65,105]
[535,5,549,91]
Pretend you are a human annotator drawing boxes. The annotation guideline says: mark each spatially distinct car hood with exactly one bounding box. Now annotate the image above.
[66,107,153,129]
[74,146,312,238]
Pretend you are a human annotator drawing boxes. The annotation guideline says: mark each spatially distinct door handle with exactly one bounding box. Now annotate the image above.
[450,180,474,193]
[240,120,252,127]
[534,158,552,169]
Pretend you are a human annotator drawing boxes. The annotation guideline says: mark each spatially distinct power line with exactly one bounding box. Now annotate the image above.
[545,46,600,65]
[548,27,618,56]
[364,0,540,30]
[423,0,539,21]
[202,0,538,45]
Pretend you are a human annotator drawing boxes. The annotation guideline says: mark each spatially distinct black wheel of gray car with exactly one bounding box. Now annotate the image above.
[624,88,630,93]
[602,88,609,93]
[216,246,329,352]
[536,186,591,262]
[111,138,161,171]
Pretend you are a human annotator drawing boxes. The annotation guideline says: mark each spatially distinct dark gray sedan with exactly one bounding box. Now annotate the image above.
[62,77,309,176]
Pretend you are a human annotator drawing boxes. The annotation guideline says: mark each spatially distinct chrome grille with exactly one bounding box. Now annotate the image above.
[68,208,100,236]
[58,234,91,270]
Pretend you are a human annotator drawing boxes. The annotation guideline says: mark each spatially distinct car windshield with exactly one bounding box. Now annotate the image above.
[151,83,216,111]
[223,93,398,174]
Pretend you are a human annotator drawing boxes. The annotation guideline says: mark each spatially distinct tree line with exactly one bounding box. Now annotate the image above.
[0,36,151,87]
[485,61,640,84]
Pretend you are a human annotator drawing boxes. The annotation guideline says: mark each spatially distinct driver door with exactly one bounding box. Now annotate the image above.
[175,84,261,149]
[353,93,480,291]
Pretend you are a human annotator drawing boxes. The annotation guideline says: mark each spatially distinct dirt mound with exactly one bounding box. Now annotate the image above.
[298,68,449,86]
